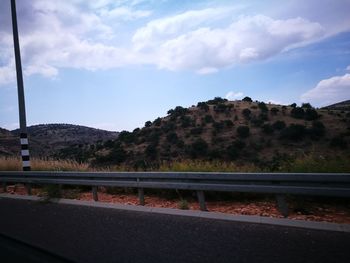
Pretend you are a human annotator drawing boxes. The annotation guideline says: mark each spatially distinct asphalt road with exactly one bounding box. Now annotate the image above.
[0,198,349,263]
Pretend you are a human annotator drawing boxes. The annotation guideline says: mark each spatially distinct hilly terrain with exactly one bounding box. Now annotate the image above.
[2,97,349,171]
[322,100,350,111]
[83,97,350,170]
[0,124,118,159]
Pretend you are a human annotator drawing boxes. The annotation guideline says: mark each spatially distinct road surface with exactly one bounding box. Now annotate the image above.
[0,198,349,263]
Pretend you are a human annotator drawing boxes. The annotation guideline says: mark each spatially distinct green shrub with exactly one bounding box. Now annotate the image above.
[166,132,179,144]
[190,139,208,158]
[280,124,306,140]
[206,97,227,105]
[330,136,348,149]
[301,103,312,109]
[180,116,194,128]
[262,124,274,134]
[167,106,189,117]
[272,120,286,130]
[237,126,250,138]
[190,127,203,135]
[145,121,152,127]
[153,118,162,126]
[197,102,209,111]
[242,97,252,102]
[258,102,268,112]
[242,108,251,120]
[224,120,234,128]
[304,108,319,120]
[204,115,214,123]
[178,199,189,210]
[270,107,279,115]
[291,107,305,119]
[308,121,325,139]
[213,121,224,131]
[145,144,158,160]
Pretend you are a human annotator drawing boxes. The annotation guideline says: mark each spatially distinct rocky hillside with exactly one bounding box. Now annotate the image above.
[91,97,350,169]
[0,124,118,158]
[322,100,350,111]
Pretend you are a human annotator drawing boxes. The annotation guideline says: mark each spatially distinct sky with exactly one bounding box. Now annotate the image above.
[0,0,350,132]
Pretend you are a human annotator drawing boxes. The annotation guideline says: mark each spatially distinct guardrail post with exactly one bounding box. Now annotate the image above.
[26,184,31,195]
[92,186,98,201]
[276,194,288,217]
[138,188,145,206]
[197,190,207,211]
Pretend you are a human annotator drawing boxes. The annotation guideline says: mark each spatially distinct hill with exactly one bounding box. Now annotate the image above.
[1,124,118,159]
[322,100,350,111]
[90,97,350,169]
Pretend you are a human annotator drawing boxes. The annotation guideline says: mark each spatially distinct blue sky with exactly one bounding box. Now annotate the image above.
[0,0,350,131]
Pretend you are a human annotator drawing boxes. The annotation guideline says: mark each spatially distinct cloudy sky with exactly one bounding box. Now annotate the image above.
[0,0,350,131]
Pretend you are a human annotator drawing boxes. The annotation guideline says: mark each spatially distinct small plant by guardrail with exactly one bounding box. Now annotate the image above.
[178,199,189,210]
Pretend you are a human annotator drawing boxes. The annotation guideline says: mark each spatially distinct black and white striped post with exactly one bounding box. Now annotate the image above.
[11,0,32,189]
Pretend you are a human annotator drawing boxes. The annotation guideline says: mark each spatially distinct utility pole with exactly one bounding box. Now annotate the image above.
[11,0,31,172]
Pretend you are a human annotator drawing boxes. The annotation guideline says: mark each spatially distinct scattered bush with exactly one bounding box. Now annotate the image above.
[118,131,136,144]
[280,124,306,140]
[290,103,297,108]
[180,116,194,128]
[167,106,189,117]
[272,120,286,130]
[190,127,203,135]
[189,139,209,158]
[301,103,313,109]
[304,108,319,120]
[262,124,274,134]
[145,144,158,160]
[290,107,305,119]
[242,97,253,102]
[145,121,152,127]
[270,107,279,115]
[153,118,162,126]
[237,126,250,138]
[242,108,251,120]
[206,97,227,105]
[308,121,325,139]
[203,115,214,123]
[224,120,234,128]
[330,136,348,149]
[258,102,268,112]
[213,121,224,131]
[197,102,209,112]
[166,132,179,144]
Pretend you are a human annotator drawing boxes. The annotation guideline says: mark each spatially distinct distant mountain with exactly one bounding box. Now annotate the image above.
[1,124,118,158]
[322,100,350,111]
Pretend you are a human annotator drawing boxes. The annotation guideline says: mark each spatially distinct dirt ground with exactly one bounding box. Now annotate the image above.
[2,184,350,224]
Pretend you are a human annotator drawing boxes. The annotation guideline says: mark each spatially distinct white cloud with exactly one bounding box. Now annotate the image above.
[225,91,244,100]
[144,15,324,72]
[346,65,350,71]
[0,60,16,86]
[301,73,350,106]
[196,67,218,75]
[1,1,349,86]
[99,7,152,20]
[132,7,239,51]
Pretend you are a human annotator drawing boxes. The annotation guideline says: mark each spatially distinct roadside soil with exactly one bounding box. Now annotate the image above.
[2,184,350,224]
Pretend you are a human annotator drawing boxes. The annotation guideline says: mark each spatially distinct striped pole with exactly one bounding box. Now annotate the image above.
[11,0,31,172]
[20,133,31,171]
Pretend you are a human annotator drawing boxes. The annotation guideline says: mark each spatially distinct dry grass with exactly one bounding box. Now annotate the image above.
[0,157,90,171]
[1,155,349,173]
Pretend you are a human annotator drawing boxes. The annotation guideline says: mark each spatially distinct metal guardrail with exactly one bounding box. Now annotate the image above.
[1,171,350,216]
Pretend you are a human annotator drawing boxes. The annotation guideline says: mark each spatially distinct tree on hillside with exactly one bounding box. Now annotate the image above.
[237,126,250,138]
[242,97,253,102]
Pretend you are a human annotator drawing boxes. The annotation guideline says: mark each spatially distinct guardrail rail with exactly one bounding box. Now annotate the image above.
[1,171,350,217]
